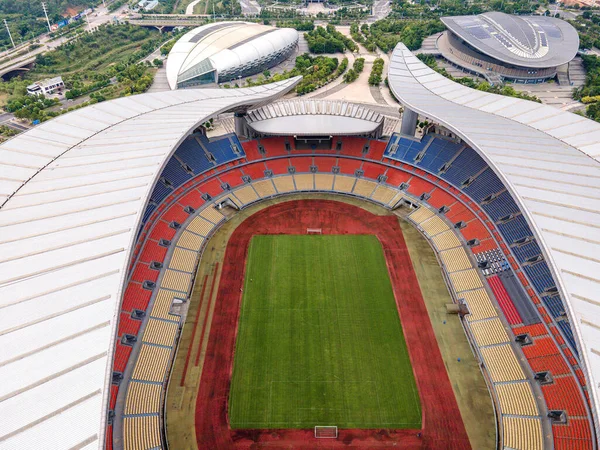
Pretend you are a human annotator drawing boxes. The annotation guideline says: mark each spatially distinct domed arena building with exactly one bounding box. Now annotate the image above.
[2,42,600,450]
[166,22,299,89]
[438,12,579,84]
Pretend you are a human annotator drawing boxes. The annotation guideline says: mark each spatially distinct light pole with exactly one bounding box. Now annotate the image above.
[41,2,52,33]
[3,19,15,49]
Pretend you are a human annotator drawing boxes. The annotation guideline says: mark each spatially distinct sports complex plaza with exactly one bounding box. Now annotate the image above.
[1,38,600,450]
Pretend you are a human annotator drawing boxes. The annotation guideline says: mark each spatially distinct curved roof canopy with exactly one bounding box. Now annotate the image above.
[441,12,579,68]
[0,77,299,450]
[388,43,600,430]
[166,22,299,89]
[246,100,385,136]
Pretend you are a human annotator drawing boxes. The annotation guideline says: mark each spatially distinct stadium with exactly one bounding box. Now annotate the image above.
[438,12,579,84]
[0,42,599,450]
[166,22,299,89]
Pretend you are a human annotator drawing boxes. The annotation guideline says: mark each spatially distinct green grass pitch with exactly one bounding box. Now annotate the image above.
[228,235,422,429]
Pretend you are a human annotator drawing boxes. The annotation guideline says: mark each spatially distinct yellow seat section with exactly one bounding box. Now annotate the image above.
[333,175,355,193]
[314,174,334,191]
[161,269,191,293]
[503,417,543,450]
[150,289,182,321]
[132,344,171,382]
[352,179,377,197]
[294,173,314,191]
[420,215,449,236]
[496,382,539,416]
[176,230,204,251]
[439,247,472,273]
[371,185,397,205]
[408,206,434,224]
[432,230,461,251]
[199,206,224,224]
[233,185,259,205]
[449,269,483,293]
[252,179,276,197]
[461,289,497,322]
[470,318,510,347]
[123,415,161,450]
[143,318,179,347]
[124,381,162,415]
[480,344,525,382]
[273,175,295,193]
[169,247,197,273]
[186,216,215,237]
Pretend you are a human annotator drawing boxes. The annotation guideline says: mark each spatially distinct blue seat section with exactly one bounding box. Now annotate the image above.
[497,215,533,244]
[162,158,192,187]
[482,191,521,222]
[195,133,245,165]
[512,241,542,263]
[463,168,505,203]
[439,147,487,186]
[174,136,215,174]
[142,203,156,224]
[384,133,432,162]
[523,261,555,294]
[416,138,462,173]
[149,182,171,204]
[543,295,565,318]
[557,321,578,356]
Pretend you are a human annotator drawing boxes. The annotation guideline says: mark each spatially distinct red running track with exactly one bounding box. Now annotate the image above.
[194,200,471,449]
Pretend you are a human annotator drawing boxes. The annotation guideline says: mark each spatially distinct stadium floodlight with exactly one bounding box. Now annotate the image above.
[314,426,338,438]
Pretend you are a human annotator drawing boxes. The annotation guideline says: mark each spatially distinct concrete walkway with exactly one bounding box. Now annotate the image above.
[186,0,202,14]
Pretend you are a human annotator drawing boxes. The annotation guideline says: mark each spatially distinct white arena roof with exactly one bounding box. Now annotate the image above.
[442,12,579,68]
[0,78,299,449]
[166,22,299,89]
[389,43,600,432]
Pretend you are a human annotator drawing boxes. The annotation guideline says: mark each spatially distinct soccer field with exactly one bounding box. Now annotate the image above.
[228,234,422,430]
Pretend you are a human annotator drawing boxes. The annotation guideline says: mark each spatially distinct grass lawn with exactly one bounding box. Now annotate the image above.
[228,234,421,429]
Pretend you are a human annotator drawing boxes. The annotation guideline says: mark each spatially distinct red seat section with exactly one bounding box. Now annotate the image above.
[542,377,588,417]
[121,283,152,312]
[314,156,336,173]
[260,137,287,156]
[162,204,189,224]
[361,161,384,180]
[406,177,434,197]
[131,262,159,284]
[242,162,267,180]
[513,323,547,337]
[367,140,386,161]
[117,312,142,336]
[528,354,570,375]
[241,140,262,161]
[113,344,132,373]
[340,137,367,156]
[265,158,290,175]
[427,188,456,209]
[471,238,497,253]
[460,219,491,242]
[487,275,522,325]
[140,240,167,263]
[291,157,312,173]
[218,169,244,188]
[179,189,205,210]
[384,168,411,187]
[522,336,560,359]
[338,158,362,175]
[110,385,118,409]
[149,220,176,241]
[198,178,223,197]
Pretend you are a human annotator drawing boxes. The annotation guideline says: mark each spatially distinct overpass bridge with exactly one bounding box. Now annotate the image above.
[0,55,37,79]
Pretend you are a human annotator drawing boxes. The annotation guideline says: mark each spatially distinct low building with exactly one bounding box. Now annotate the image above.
[438,12,579,85]
[26,76,65,96]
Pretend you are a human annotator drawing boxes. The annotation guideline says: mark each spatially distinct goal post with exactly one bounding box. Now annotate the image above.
[314,426,338,439]
[306,228,322,234]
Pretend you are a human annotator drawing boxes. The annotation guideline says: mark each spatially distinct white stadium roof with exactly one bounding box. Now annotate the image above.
[389,43,600,432]
[0,78,298,449]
